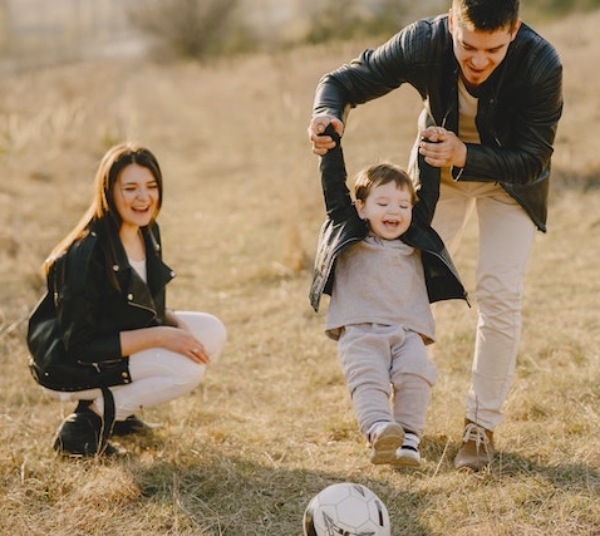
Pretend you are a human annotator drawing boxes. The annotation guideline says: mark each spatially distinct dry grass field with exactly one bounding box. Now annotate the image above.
[1,8,600,536]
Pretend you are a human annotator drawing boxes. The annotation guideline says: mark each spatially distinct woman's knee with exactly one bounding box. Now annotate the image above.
[205,315,227,358]
[176,312,227,360]
[172,359,207,389]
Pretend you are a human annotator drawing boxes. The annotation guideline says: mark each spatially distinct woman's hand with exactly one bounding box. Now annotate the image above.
[120,325,210,364]
[158,326,210,364]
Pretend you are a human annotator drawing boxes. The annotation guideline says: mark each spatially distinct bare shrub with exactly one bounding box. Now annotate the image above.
[551,164,600,192]
[128,0,255,60]
[305,0,369,44]
[304,0,448,44]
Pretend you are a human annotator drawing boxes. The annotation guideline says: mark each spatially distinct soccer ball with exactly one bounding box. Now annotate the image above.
[303,482,391,536]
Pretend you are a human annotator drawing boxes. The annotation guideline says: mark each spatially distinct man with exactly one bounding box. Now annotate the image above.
[308,0,563,471]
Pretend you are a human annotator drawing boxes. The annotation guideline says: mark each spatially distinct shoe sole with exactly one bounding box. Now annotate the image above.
[453,447,494,471]
[53,438,126,458]
[370,424,404,465]
[453,454,494,471]
[393,454,421,468]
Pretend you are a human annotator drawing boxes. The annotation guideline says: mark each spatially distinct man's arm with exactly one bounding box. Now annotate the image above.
[309,19,430,155]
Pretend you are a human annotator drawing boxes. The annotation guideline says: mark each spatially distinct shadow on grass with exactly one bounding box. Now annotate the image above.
[494,450,600,492]
[42,429,598,535]
[421,432,600,495]
[125,445,435,535]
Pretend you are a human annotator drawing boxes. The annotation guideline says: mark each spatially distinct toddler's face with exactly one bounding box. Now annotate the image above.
[356,182,413,240]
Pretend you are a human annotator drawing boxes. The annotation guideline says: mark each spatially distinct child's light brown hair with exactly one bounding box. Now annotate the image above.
[354,162,418,205]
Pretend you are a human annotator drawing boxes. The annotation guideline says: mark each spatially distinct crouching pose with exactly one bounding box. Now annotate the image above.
[27,142,226,457]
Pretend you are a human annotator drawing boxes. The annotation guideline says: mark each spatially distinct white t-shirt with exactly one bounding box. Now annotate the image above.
[129,257,147,283]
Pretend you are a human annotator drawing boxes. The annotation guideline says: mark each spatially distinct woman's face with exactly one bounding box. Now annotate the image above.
[113,163,160,233]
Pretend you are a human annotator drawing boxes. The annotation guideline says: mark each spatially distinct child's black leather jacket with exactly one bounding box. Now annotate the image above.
[309,129,468,312]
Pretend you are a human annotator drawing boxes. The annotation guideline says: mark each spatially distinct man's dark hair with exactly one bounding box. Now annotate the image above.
[454,0,520,31]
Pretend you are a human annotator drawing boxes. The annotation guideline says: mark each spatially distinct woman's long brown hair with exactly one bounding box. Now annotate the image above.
[44,143,163,285]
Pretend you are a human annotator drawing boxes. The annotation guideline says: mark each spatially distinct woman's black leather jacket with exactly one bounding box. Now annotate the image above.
[313,14,563,231]
[53,222,175,387]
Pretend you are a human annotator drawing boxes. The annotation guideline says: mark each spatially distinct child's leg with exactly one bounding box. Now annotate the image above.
[338,324,396,436]
[392,374,432,437]
[388,330,436,466]
[390,329,437,437]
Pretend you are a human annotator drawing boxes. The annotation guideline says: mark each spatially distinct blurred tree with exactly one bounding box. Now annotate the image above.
[129,0,255,60]
[0,0,12,56]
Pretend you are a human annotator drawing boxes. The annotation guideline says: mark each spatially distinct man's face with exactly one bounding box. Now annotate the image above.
[449,9,520,88]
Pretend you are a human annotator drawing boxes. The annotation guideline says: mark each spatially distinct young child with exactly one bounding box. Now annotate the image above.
[310,126,468,467]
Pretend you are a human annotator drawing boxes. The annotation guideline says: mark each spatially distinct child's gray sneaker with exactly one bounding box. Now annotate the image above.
[368,422,404,465]
[393,432,421,467]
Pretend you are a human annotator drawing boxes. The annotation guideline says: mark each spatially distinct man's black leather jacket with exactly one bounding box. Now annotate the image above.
[313,14,563,231]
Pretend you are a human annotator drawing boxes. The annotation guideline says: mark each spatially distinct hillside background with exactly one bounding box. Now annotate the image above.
[2,0,598,69]
[0,0,440,63]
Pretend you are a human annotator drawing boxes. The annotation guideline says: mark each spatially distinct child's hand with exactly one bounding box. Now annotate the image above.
[308,115,344,155]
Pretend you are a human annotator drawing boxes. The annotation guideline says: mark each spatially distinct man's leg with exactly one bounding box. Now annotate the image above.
[455,189,536,469]
[431,177,475,256]
[468,192,536,427]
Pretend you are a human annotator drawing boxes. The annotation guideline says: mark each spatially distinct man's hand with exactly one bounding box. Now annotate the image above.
[419,126,467,169]
[308,115,345,155]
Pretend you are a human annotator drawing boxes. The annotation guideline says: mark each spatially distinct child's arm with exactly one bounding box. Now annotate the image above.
[319,124,355,222]
[412,141,441,226]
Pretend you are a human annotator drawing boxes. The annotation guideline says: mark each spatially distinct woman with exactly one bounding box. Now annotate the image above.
[29,142,226,457]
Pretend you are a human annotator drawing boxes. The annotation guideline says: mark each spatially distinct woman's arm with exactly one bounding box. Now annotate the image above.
[164,308,185,328]
[119,324,210,364]
[58,237,209,365]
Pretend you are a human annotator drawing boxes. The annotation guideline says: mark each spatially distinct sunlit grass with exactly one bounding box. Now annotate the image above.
[1,10,600,535]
